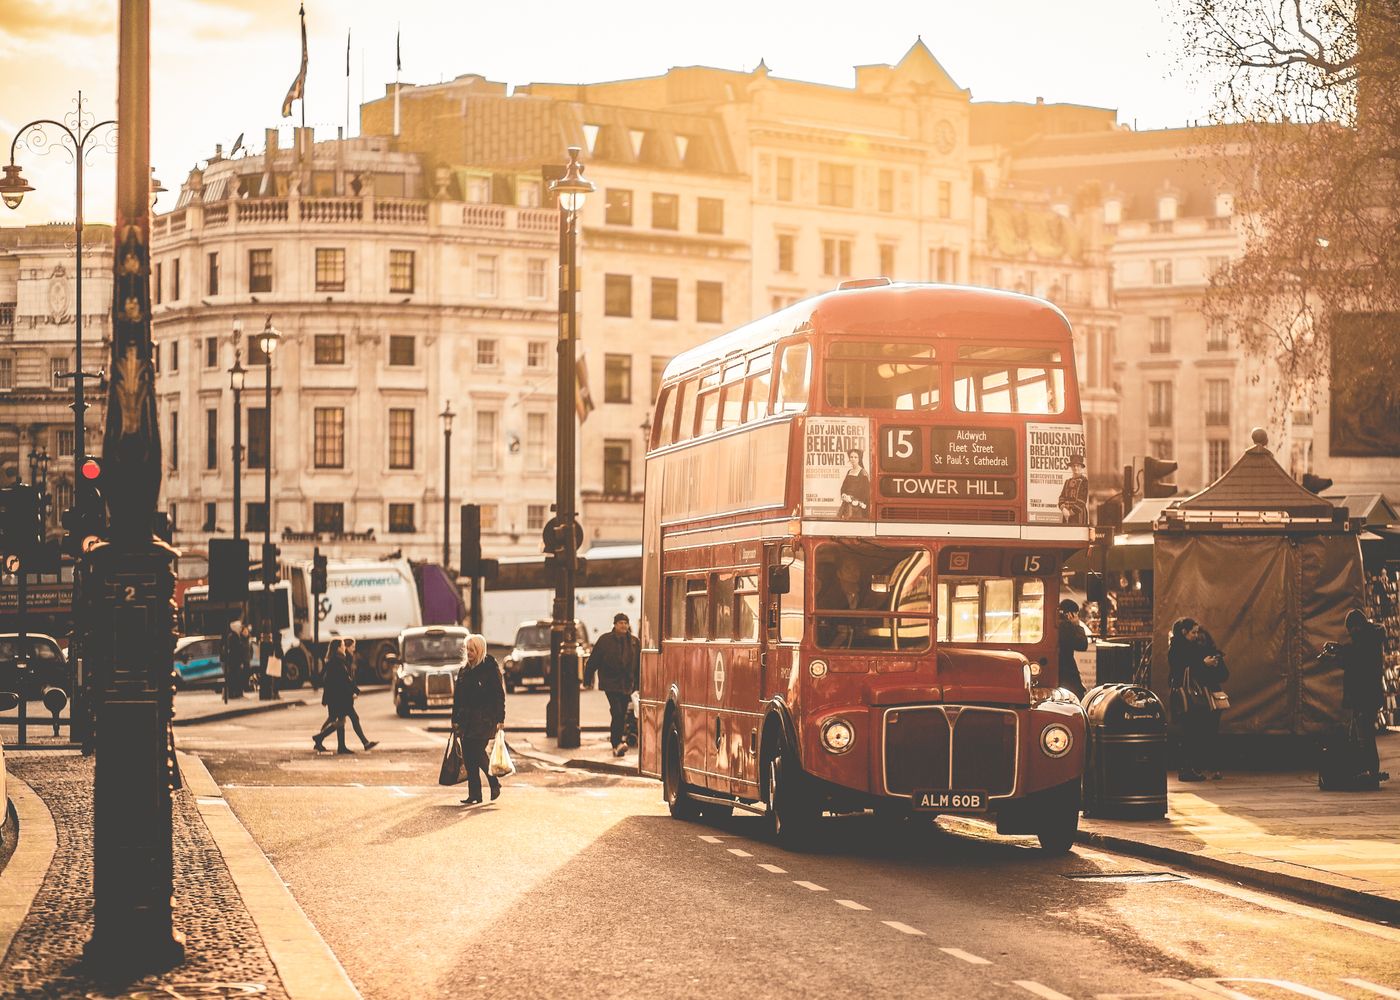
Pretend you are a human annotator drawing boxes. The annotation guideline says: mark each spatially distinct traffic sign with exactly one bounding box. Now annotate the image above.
[542,516,583,554]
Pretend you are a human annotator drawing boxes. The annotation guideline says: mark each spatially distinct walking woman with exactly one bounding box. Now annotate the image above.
[1167,617,1230,781]
[452,634,506,805]
[314,640,355,754]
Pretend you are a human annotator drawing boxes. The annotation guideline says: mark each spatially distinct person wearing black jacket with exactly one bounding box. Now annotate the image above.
[221,620,248,700]
[586,613,641,757]
[313,640,355,754]
[1168,617,1229,782]
[453,634,506,804]
[1335,608,1385,777]
[1057,599,1089,698]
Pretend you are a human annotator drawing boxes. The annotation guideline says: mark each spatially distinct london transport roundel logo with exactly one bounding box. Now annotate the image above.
[714,651,726,701]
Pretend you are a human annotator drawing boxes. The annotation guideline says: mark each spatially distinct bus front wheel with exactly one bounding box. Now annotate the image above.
[765,736,816,847]
[1035,779,1081,855]
[663,718,700,821]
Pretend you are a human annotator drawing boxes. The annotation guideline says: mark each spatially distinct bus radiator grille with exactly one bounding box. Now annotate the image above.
[878,505,1016,523]
[883,706,1016,797]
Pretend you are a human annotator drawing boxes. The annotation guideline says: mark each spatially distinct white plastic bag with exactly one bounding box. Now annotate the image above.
[489,731,515,778]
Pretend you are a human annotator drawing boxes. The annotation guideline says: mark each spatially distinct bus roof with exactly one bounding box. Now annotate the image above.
[664,282,1071,382]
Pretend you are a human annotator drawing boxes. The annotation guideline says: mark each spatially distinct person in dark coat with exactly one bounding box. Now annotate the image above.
[339,638,377,752]
[313,640,355,754]
[452,633,506,804]
[586,613,641,756]
[1167,617,1229,782]
[1057,599,1089,698]
[1334,608,1385,777]
[221,619,248,700]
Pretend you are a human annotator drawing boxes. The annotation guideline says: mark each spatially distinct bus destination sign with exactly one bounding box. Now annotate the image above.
[929,427,1016,475]
[879,475,1017,499]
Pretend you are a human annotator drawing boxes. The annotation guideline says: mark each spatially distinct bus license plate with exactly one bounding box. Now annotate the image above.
[911,789,986,812]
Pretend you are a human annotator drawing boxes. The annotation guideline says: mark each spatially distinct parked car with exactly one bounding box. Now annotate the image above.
[0,634,68,699]
[174,635,224,688]
[393,625,470,717]
[503,619,591,693]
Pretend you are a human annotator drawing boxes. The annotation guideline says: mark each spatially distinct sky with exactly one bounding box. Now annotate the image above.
[0,0,1215,225]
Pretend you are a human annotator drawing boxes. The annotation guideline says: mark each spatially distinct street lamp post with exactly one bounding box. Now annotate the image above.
[547,147,594,751]
[229,348,246,541]
[256,318,281,701]
[441,401,454,568]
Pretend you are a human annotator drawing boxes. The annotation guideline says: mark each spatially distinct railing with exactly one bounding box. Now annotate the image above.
[1147,411,1173,427]
[462,203,507,228]
[204,202,229,227]
[239,198,289,224]
[0,303,14,330]
[300,197,362,223]
[518,207,559,232]
[374,199,427,225]
[1205,410,1230,426]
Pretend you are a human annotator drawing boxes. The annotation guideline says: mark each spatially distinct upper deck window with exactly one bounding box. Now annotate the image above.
[675,379,697,443]
[718,360,747,430]
[825,341,940,411]
[774,343,810,414]
[745,355,773,422]
[952,345,1065,415]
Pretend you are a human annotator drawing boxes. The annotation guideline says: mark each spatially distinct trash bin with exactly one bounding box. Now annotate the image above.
[1081,683,1167,819]
[1095,641,1133,685]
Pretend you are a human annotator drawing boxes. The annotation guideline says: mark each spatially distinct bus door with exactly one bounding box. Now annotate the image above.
[714,566,763,796]
[763,540,805,712]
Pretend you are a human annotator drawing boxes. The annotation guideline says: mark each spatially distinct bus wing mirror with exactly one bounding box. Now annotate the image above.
[768,565,790,596]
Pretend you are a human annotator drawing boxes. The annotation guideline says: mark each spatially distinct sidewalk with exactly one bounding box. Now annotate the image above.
[171,687,310,727]
[524,729,1400,922]
[0,751,358,999]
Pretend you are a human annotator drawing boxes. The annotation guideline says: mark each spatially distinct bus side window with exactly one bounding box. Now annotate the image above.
[774,343,810,414]
[685,576,710,639]
[744,356,772,423]
[665,576,686,639]
[712,573,735,638]
[676,378,697,442]
[779,547,805,642]
[653,385,674,448]
[735,573,760,641]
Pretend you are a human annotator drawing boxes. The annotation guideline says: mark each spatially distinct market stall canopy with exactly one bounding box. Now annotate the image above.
[1159,429,1343,527]
[1123,497,1175,533]
[1322,492,1397,527]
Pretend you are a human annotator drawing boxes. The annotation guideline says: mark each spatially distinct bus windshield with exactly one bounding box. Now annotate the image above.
[937,575,1046,644]
[812,541,932,651]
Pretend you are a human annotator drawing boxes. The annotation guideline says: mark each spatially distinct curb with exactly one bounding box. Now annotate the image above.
[0,773,57,965]
[509,741,641,778]
[173,698,308,728]
[1074,825,1400,924]
[178,751,361,1000]
[424,724,611,734]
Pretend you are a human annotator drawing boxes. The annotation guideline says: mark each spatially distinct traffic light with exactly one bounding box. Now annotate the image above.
[310,548,328,595]
[0,484,44,564]
[461,503,482,576]
[208,537,249,602]
[1143,456,1179,499]
[62,458,108,557]
[1302,473,1334,495]
[261,541,280,574]
[1096,498,1124,527]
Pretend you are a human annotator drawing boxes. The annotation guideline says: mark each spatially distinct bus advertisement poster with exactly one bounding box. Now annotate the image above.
[803,416,872,520]
[1025,422,1088,525]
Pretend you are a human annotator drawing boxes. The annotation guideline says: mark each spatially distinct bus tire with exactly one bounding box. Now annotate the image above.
[281,648,308,689]
[663,716,700,821]
[765,734,816,848]
[1035,779,1081,855]
[371,642,395,684]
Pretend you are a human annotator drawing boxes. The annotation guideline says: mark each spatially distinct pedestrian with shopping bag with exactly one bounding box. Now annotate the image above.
[452,633,506,804]
[1167,617,1230,782]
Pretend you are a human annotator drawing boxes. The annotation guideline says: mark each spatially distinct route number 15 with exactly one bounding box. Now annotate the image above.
[882,426,922,472]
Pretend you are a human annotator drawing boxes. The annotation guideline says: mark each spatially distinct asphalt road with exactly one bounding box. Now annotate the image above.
[179,697,1400,1000]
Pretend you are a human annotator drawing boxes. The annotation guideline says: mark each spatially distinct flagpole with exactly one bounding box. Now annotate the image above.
[345,29,351,138]
[393,24,401,137]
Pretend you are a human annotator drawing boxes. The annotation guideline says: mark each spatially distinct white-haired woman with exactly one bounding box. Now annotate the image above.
[451,633,507,804]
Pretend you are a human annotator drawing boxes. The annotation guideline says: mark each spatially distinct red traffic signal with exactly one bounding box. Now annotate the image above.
[80,458,101,480]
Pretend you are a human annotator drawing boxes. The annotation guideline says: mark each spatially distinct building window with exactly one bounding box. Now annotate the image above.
[651,355,668,402]
[697,281,723,323]
[169,340,179,372]
[154,262,162,305]
[1147,381,1174,427]
[57,429,74,456]
[526,341,550,371]
[697,197,724,235]
[1208,439,1231,481]
[478,503,498,534]
[313,503,344,534]
[389,250,416,294]
[246,334,268,366]
[388,503,415,533]
[171,258,181,301]
[207,252,220,296]
[822,238,852,277]
[389,335,415,366]
[605,354,632,404]
[526,258,548,300]
[878,169,894,213]
[474,254,498,298]
[879,243,896,277]
[169,411,179,470]
[777,233,795,272]
[205,408,218,470]
[1149,316,1172,353]
[313,407,345,468]
[50,356,67,388]
[246,502,267,533]
[938,181,952,219]
[314,333,345,365]
[388,408,415,469]
[603,439,632,495]
[249,249,273,293]
[1206,320,1229,351]
[605,188,633,225]
[525,412,549,471]
[0,356,12,390]
[1205,379,1231,426]
[315,248,346,292]
[475,410,498,471]
[204,335,218,368]
[604,274,632,317]
[651,278,678,321]
[526,504,547,531]
[652,193,679,230]
[476,338,499,368]
[248,407,268,469]
[202,502,217,533]
[1151,259,1173,285]
[776,157,794,201]
[817,162,854,208]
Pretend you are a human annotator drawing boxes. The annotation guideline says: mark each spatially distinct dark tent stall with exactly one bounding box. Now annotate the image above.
[1150,433,1365,736]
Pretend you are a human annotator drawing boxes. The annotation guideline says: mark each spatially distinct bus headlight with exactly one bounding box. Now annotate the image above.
[821,718,854,754]
[809,658,828,679]
[1040,724,1073,758]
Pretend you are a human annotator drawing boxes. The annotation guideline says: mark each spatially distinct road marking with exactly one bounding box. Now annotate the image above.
[835,899,870,911]
[792,880,827,892]
[882,920,924,936]
[1013,982,1074,1000]
[1344,980,1400,999]
[940,947,991,965]
[698,835,724,844]
[727,848,753,857]
[388,786,417,797]
[1178,877,1400,944]
[757,864,787,874]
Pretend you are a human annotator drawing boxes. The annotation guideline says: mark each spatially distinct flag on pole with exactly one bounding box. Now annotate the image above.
[346,28,351,76]
[396,25,401,72]
[393,23,402,136]
[281,3,308,118]
[575,352,595,423]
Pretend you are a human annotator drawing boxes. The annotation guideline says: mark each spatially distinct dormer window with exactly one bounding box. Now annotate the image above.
[1103,198,1122,226]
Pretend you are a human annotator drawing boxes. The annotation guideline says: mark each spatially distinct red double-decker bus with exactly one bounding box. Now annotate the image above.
[639,279,1090,851]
